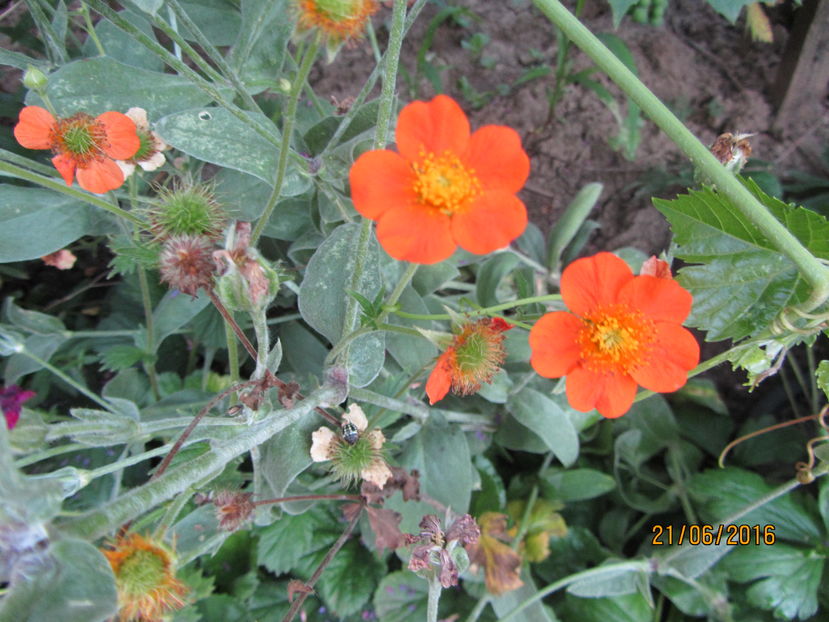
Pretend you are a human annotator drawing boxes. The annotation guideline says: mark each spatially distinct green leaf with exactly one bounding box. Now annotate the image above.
[567,562,644,598]
[179,0,241,46]
[385,286,438,374]
[689,467,823,544]
[658,541,732,580]
[540,468,616,502]
[4,299,65,335]
[83,9,163,71]
[298,223,385,387]
[816,360,829,402]
[412,262,460,296]
[507,388,579,466]
[153,290,209,345]
[476,252,520,307]
[562,591,651,622]
[492,569,559,622]
[654,181,829,341]
[722,543,823,619]
[156,108,287,184]
[100,344,147,371]
[605,0,640,26]
[257,507,324,575]
[304,100,381,155]
[318,539,385,617]
[705,0,753,22]
[0,539,117,622]
[0,48,51,71]
[0,186,103,262]
[373,571,429,622]
[398,417,472,513]
[230,0,292,94]
[547,182,602,271]
[472,454,507,515]
[30,57,222,118]
[4,333,67,385]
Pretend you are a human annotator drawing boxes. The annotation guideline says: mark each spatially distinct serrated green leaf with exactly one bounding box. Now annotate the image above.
[28,57,221,118]
[373,571,429,622]
[100,344,146,371]
[722,543,823,619]
[689,467,823,544]
[507,388,579,466]
[317,539,385,617]
[398,417,472,513]
[257,507,328,576]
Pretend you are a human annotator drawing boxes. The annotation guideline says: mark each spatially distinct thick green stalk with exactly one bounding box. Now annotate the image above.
[79,2,106,56]
[426,575,442,622]
[392,293,563,321]
[533,0,829,312]
[0,160,146,227]
[137,266,161,400]
[57,384,341,539]
[251,38,321,245]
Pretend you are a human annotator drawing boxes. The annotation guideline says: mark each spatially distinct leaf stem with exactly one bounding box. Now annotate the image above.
[532,0,829,313]
[0,159,146,227]
[392,293,563,321]
[426,574,442,622]
[251,38,320,245]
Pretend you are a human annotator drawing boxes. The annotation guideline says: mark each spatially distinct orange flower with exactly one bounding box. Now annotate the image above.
[294,0,378,46]
[529,252,699,418]
[350,95,529,264]
[14,105,139,194]
[426,317,512,405]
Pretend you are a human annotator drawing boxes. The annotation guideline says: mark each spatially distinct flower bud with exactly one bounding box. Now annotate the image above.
[22,66,48,90]
[148,180,226,241]
[159,234,216,296]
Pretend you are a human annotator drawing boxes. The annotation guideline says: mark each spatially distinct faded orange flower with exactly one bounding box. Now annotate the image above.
[102,532,188,621]
[14,105,139,194]
[529,252,699,418]
[294,0,378,46]
[426,317,512,405]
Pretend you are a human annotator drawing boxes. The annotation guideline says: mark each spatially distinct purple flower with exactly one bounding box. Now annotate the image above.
[1,385,35,430]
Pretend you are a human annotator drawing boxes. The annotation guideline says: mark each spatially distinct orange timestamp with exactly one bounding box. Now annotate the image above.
[651,524,776,546]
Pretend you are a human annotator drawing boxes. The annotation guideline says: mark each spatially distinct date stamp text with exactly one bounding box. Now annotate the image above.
[651,524,775,546]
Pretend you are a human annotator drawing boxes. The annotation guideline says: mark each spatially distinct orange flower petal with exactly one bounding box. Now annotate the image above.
[594,372,637,418]
[52,153,76,186]
[529,312,582,378]
[350,149,416,219]
[426,350,453,404]
[631,323,699,392]
[395,95,470,162]
[97,111,140,159]
[465,125,529,194]
[376,204,456,264]
[450,191,527,255]
[15,106,55,150]
[561,252,632,316]
[618,275,693,324]
[566,366,636,418]
[76,158,125,194]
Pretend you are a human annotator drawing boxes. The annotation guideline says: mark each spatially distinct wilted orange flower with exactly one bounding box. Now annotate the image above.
[529,252,699,418]
[466,512,523,595]
[294,0,378,45]
[14,105,139,194]
[350,95,529,264]
[102,532,188,621]
[426,317,512,405]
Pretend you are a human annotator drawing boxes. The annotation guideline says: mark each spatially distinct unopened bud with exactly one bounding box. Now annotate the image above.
[23,66,48,91]
[278,78,292,94]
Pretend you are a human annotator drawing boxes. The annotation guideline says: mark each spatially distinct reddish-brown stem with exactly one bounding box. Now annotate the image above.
[206,288,258,359]
[281,502,364,622]
[150,378,259,482]
[254,494,361,506]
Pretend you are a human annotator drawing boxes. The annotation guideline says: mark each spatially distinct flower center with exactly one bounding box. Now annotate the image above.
[412,150,481,215]
[132,131,156,162]
[118,549,168,596]
[52,113,107,166]
[576,304,656,374]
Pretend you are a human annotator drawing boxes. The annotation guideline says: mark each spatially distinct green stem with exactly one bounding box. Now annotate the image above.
[464,596,491,622]
[23,350,115,413]
[86,443,174,481]
[26,0,68,64]
[251,38,320,245]
[426,574,442,622]
[14,442,90,468]
[392,293,562,321]
[0,160,146,227]
[373,0,408,149]
[78,2,106,55]
[251,307,270,380]
[154,485,193,540]
[137,267,161,400]
[57,384,342,539]
[532,0,829,313]
[225,316,240,387]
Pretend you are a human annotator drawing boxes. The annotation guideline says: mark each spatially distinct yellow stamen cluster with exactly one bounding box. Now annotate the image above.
[413,150,481,215]
[576,304,655,374]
